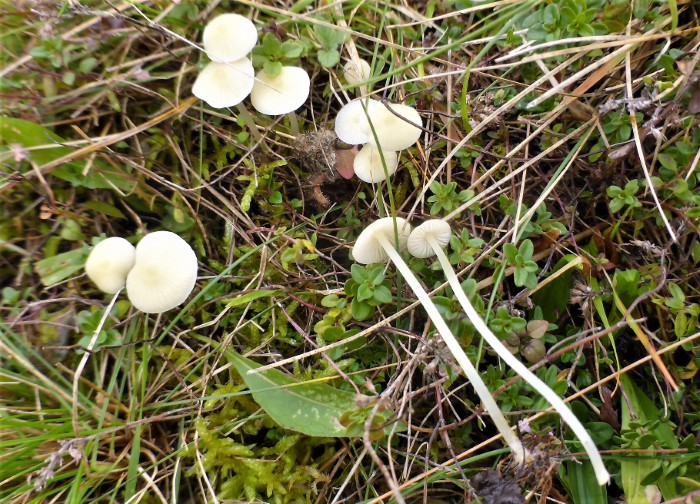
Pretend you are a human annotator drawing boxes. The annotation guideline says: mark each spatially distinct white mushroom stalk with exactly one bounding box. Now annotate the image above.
[407,220,610,486]
[353,217,527,465]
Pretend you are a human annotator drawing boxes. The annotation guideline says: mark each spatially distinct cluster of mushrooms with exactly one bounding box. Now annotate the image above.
[185,11,609,485]
[352,217,610,485]
[85,231,197,314]
[192,13,310,115]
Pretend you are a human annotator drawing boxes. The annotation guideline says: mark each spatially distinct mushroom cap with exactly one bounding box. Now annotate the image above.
[353,144,398,183]
[343,59,371,86]
[250,66,310,115]
[352,217,412,264]
[85,237,136,294]
[367,102,422,151]
[192,59,255,109]
[407,219,452,258]
[202,13,258,63]
[334,98,380,145]
[126,231,198,314]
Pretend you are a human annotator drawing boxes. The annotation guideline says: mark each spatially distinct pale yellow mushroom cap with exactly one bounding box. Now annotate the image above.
[192,58,255,109]
[367,102,422,151]
[343,59,371,86]
[334,98,380,145]
[202,13,258,63]
[250,66,310,115]
[353,144,398,183]
[407,220,452,258]
[85,237,136,294]
[352,217,412,264]
[126,231,198,314]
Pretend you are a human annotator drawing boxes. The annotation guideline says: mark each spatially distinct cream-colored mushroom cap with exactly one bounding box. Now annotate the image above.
[192,59,255,109]
[126,231,198,314]
[352,217,412,264]
[250,66,310,115]
[334,98,380,145]
[202,13,258,63]
[367,102,422,151]
[353,144,398,183]
[407,220,452,258]
[85,237,136,294]
[343,59,371,86]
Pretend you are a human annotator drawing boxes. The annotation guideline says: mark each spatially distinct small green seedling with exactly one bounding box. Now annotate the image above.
[503,239,539,289]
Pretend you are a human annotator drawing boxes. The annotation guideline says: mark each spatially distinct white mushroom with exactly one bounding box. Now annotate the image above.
[85,237,136,294]
[367,101,422,151]
[343,59,371,86]
[407,219,610,485]
[334,98,380,145]
[192,58,255,109]
[353,144,398,183]
[202,13,258,63]
[250,66,310,115]
[126,231,198,314]
[353,217,527,465]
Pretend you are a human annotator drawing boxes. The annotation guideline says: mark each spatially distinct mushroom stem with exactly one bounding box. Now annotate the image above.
[287,112,300,137]
[72,289,121,436]
[374,233,527,465]
[428,237,610,485]
[236,103,264,144]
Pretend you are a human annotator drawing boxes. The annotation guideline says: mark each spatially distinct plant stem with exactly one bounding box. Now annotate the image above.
[428,237,610,485]
[375,233,527,465]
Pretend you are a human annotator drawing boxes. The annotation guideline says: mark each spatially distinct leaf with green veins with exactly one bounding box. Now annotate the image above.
[228,351,380,437]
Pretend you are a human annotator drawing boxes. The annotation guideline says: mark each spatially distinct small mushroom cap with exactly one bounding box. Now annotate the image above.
[202,13,258,63]
[367,102,422,151]
[126,231,198,314]
[353,144,398,183]
[343,59,371,86]
[192,59,255,109]
[352,217,412,264]
[334,98,380,145]
[250,66,310,115]
[407,219,452,258]
[85,237,136,294]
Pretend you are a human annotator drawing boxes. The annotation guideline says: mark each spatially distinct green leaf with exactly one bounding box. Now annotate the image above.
[263,60,283,79]
[83,201,126,219]
[561,459,608,504]
[372,285,393,304]
[313,23,345,49]
[519,239,534,259]
[503,242,518,263]
[357,283,373,302]
[224,289,278,308]
[35,245,90,287]
[261,32,281,56]
[226,351,357,437]
[351,299,372,321]
[280,41,303,58]
[317,48,340,68]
